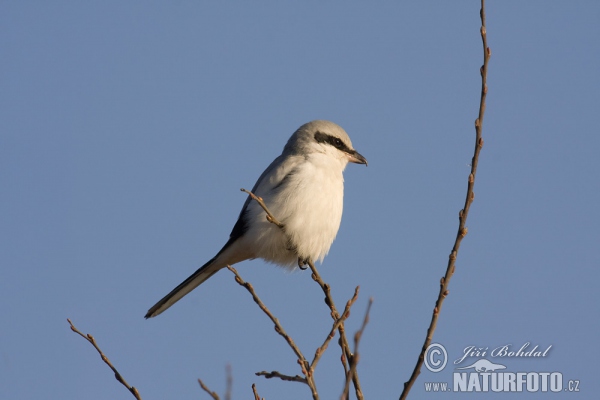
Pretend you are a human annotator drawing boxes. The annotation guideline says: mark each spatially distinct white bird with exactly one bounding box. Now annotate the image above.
[145,120,367,318]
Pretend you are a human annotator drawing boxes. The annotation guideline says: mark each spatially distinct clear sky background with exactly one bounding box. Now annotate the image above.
[1,2,599,399]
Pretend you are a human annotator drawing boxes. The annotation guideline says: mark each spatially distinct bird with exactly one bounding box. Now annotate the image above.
[145,120,367,318]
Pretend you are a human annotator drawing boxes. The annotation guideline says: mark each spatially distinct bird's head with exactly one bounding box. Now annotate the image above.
[285,120,368,168]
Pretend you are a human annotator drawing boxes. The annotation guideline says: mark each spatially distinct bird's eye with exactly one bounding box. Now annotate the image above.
[334,138,342,147]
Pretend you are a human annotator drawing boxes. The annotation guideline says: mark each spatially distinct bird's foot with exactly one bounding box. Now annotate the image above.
[298,258,309,270]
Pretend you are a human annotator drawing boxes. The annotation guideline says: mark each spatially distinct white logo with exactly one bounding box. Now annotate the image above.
[424,343,447,373]
[455,359,506,372]
[421,342,580,393]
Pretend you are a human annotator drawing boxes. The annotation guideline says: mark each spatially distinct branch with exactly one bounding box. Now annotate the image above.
[255,370,307,384]
[67,319,142,400]
[238,188,365,399]
[197,365,232,400]
[252,383,262,400]
[311,286,360,371]
[307,260,364,399]
[226,266,307,371]
[227,265,319,399]
[399,1,491,398]
[341,298,373,400]
[198,378,220,400]
[225,364,233,400]
[240,188,284,228]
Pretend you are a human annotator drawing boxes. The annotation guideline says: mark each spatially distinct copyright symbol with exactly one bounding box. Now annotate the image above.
[424,343,447,373]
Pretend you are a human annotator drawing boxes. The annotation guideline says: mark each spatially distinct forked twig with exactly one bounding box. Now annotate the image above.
[252,383,262,400]
[399,1,491,398]
[240,188,284,228]
[198,378,220,400]
[341,298,373,400]
[197,366,232,400]
[237,188,365,399]
[307,260,364,399]
[67,319,142,400]
[226,266,308,371]
[227,265,319,399]
[311,286,360,371]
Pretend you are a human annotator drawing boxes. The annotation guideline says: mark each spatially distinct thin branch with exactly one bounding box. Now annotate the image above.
[198,378,221,400]
[341,298,373,400]
[239,188,365,399]
[255,370,307,384]
[252,383,262,400]
[225,364,233,400]
[240,188,284,228]
[227,265,319,399]
[226,266,307,370]
[197,366,232,400]
[311,286,359,371]
[399,1,490,398]
[307,260,364,400]
[66,319,142,400]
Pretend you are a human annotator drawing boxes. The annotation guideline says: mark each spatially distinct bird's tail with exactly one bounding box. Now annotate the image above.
[145,256,222,319]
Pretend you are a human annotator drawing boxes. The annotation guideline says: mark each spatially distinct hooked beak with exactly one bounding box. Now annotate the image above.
[346,150,368,166]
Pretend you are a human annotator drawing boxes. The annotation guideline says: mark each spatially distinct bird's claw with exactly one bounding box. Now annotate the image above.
[298,258,309,270]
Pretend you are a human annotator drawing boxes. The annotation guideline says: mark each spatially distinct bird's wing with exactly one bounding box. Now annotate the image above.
[145,153,303,319]
[226,153,302,244]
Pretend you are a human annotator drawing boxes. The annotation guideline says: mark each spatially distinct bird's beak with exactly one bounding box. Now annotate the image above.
[346,150,368,166]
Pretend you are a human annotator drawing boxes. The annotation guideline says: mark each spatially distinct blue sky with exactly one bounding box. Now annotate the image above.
[1,2,598,399]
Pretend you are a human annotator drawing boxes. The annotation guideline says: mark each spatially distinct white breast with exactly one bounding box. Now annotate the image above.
[243,152,346,268]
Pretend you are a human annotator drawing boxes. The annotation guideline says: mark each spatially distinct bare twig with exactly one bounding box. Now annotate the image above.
[252,383,262,400]
[197,366,232,400]
[226,266,307,371]
[225,364,233,400]
[198,378,221,400]
[341,298,373,400]
[238,188,365,399]
[227,265,319,399]
[198,364,233,400]
[255,370,307,384]
[399,1,490,399]
[311,286,359,371]
[240,188,284,228]
[66,319,142,400]
[307,260,364,399]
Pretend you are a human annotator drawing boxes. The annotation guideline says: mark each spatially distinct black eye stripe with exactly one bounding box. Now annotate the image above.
[314,131,350,152]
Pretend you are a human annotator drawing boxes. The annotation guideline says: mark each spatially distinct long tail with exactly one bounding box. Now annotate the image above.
[145,256,222,319]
